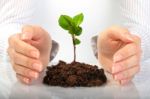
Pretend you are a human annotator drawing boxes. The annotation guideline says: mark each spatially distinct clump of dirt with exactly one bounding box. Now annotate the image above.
[43,60,107,87]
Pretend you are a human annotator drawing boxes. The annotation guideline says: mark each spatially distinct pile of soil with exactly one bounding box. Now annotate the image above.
[43,61,107,87]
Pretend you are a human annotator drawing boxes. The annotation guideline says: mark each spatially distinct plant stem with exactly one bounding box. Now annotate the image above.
[72,34,76,63]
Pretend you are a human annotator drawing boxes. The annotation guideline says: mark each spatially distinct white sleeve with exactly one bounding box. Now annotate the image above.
[120,0,150,61]
[0,0,35,56]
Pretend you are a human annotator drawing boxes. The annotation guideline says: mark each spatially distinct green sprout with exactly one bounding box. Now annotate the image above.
[58,13,84,62]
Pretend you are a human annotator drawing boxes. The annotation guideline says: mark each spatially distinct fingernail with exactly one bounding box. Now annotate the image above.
[29,71,39,79]
[113,54,122,62]
[31,51,39,59]
[33,63,42,72]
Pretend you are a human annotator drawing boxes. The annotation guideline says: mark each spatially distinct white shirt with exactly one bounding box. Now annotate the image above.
[120,0,150,61]
[0,0,35,59]
[0,0,150,63]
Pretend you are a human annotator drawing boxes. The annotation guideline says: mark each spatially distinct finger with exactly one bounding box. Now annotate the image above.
[21,25,48,41]
[114,65,140,80]
[113,43,141,62]
[13,64,39,79]
[12,36,40,59]
[112,54,140,74]
[8,34,18,48]
[8,34,40,59]
[16,74,31,84]
[106,26,134,43]
[132,34,141,46]
[12,49,42,72]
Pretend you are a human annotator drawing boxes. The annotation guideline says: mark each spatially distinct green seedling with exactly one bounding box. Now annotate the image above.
[58,13,84,62]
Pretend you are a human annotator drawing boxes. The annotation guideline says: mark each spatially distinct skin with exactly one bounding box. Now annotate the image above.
[8,25,141,85]
[7,25,52,84]
[97,26,142,85]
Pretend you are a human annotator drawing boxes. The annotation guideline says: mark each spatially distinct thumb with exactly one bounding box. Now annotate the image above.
[21,25,44,41]
[107,26,134,43]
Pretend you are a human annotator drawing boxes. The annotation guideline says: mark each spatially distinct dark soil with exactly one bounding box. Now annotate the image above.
[43,60,107,87]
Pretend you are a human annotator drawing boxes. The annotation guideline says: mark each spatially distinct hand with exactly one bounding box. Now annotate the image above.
[7,25,52,84]
[97,26,142,85]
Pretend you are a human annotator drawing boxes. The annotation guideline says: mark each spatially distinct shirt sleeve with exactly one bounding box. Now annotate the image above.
[120,0,150,61]
[0,0,35,56]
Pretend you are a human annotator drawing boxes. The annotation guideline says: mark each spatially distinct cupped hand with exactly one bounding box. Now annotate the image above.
[7,25,52,84]
[97,26,142,85]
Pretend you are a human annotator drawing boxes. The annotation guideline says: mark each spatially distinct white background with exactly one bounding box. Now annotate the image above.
[32,0,121,65]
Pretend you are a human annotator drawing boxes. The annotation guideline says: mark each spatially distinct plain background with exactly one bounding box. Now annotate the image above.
[32,0,121,65]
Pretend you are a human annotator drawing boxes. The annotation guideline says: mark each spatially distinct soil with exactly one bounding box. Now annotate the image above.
[43,60,107,87]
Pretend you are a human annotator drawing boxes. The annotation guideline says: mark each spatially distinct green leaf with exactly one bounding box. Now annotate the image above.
[69,26,82,36]
[58,15,73,30]
[68,26,75,35]
[74,38,81,45]
[73,13,84,26]
[74,26,82,36]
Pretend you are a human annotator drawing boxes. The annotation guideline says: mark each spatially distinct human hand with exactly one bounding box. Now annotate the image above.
[97,26,142,85]
[7,25,52,84]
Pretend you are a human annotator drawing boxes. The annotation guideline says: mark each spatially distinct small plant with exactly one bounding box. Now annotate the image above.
[58,13,84,62]
[43,13,107,87]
